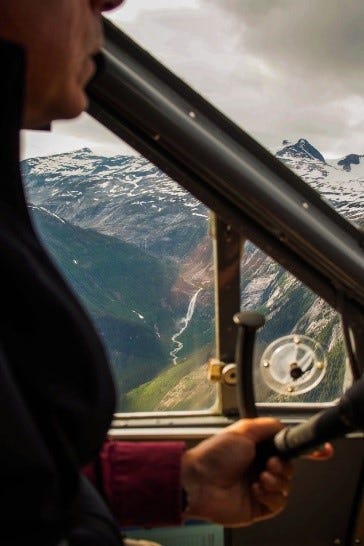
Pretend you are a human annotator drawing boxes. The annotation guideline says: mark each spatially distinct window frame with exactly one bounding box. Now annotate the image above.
[85,18,364,429]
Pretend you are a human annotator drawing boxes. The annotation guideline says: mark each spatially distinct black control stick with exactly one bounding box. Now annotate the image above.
[249,376,364,483]
[233,311,265,419]
[269,375,364,459]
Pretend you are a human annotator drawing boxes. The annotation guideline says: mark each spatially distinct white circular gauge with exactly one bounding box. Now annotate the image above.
[260,335,326,395]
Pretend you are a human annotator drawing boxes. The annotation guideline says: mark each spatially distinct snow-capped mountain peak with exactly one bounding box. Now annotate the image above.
[276,138,326,163]
[273,139,363,223]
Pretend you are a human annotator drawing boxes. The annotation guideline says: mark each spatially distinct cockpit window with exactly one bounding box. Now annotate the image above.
[247,248,350,404]
[22,116,216,413]
[21,1,362,415]
[104,1,362,407]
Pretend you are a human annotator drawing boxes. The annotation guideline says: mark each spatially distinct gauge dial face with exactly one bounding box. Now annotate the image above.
[260,335,326,395]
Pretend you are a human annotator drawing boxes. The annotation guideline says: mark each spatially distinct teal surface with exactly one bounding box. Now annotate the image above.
[124,524,224,546]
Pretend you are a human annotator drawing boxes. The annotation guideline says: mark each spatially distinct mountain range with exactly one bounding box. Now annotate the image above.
[21,138,363,410]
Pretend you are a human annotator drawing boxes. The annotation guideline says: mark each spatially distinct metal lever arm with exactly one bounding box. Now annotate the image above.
[234,311,265,418]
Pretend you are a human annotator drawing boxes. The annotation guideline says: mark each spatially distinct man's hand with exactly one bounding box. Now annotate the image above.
[181,417,298,527]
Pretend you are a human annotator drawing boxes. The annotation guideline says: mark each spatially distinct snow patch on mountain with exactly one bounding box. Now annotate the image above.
[277,138,325,163]
[275,139,363,224]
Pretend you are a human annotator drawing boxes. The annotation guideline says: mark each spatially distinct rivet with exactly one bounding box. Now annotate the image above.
[293,336,301,344]
[287,385,294,393]
[263,360,270,368]
[316,361,324,369]
[189,111,196,118]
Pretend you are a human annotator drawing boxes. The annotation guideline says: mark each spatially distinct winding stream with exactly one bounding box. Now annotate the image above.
[170,288,202,365]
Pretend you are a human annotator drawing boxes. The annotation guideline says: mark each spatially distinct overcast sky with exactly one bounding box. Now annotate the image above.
[24,0,364,159]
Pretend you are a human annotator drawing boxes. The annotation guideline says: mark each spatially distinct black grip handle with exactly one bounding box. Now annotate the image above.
[252,375,364,477]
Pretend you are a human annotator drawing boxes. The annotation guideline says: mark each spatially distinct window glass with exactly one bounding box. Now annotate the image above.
[21,116,216,413]
[108,1,363,228]
[21,1,363,413]
[107,0,362,403]
[242,248,350,404]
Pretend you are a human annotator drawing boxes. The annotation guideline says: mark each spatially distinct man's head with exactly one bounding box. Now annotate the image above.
[0,0,124,128]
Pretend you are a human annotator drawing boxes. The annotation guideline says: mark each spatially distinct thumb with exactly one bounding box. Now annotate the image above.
[226,417,284,444]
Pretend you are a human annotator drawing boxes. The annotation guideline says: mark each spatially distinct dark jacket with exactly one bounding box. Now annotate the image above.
[0,38,117,545]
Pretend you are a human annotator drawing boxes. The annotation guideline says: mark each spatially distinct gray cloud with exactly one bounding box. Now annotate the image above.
[204,0,364,90]
[197,0,364,155]
[109,1,364,157]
